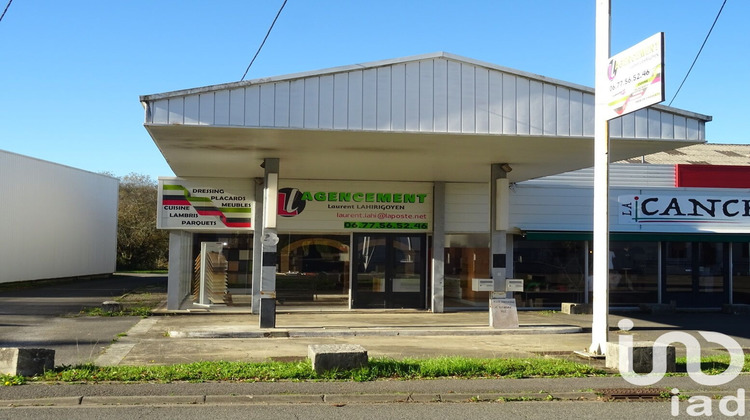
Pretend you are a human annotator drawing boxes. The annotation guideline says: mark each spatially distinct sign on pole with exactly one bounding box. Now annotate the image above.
[591,21,666,355]
[605,32,665,120]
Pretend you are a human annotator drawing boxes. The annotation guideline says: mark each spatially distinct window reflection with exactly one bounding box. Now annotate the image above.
[444,234,490,308]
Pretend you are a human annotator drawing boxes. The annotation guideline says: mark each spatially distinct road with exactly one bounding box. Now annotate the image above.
[0,274,165,366]
[0,401,697,420]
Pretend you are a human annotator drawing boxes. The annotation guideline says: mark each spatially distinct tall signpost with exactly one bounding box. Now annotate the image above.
[590,0,612,356]
[591,0,664,355]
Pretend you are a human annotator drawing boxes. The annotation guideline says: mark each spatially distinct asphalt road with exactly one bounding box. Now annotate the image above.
[0,400,714,420]
[0,274,166,366]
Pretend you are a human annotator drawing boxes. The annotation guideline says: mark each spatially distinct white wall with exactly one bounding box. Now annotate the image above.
[445,182,489,233]
[509,164,750,234]
[0,150,118,283]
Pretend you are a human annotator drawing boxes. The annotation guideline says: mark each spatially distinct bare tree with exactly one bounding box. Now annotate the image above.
[115,173,169,270]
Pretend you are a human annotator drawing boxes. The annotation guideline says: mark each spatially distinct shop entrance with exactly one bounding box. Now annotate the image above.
[190,233,253,307]
[351,233,427,309]
[662,242,729,307]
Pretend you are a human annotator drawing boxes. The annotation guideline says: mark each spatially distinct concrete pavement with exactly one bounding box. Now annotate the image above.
[96,310,592,366]
[96,307,750,367]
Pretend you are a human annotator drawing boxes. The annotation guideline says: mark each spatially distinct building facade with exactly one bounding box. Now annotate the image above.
[510,155,750,309]
[141,52,721,313]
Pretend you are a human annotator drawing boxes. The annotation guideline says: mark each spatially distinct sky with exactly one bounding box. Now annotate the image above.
[1,0,747,181]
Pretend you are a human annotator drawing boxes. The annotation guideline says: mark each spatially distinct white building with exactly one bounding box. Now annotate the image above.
[0,150,118,284]
[141,52,732,317]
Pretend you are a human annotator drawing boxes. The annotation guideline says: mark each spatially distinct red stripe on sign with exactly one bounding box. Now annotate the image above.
[162,199,191,205]
[675,164,750,188]
[224,222,252,228]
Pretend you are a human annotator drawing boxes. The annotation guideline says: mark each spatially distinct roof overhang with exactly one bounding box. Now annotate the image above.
[146,124,702,183]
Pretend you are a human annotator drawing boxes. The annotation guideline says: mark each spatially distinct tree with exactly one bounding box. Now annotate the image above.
[115,173,169,270]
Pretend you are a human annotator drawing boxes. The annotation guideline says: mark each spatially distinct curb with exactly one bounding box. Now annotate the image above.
[168,326,582,339]
[2,391,602,407]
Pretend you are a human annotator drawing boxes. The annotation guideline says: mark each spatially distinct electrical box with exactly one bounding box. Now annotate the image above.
[471,278,494,292]
[505,278,524,292]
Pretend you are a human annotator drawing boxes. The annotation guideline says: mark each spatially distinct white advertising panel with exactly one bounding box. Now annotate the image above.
[277,180,432,232]
[158,178,254,230]
[618,193,750,225]
[605,32,665,120]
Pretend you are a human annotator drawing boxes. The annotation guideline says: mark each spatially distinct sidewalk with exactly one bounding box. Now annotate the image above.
[95,308,750,366]
[95,310,593,366]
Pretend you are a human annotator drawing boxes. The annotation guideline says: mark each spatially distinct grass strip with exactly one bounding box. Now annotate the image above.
[12,356,604,384]
[79,306,153,317]
[674,354,750,375]
[6,354,745,386]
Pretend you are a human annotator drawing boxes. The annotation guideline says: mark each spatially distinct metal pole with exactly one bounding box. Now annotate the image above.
[590,0,611,355]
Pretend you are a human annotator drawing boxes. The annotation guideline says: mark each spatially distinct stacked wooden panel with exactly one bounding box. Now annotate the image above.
[192,251,228,304]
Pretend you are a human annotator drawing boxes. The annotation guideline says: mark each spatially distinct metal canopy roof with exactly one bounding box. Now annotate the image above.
[145,125,702,182]
[141,52,710,183]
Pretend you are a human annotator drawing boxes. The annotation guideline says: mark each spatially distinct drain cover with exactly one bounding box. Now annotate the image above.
[597,388,668,401]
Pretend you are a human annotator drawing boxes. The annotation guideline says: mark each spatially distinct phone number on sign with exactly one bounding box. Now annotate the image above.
[344,222,428,230]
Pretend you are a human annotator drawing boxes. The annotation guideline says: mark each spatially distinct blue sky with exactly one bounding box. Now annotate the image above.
[1,0,746,180]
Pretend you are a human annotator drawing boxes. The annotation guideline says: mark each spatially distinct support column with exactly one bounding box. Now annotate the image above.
[167,230,192,310]
[490,164,511,294]
[259,158,279,328]
[251,178,264,314]
[431,182,445,313]
[489,164,515,328]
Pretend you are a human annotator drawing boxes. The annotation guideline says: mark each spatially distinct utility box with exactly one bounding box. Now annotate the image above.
[505,279,524,292]
[472,278,494,292]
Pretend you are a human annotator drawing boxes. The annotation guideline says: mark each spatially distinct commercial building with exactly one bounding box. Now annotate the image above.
[0,150,118,284]
[141,52,740,313]
[511,144,750,309]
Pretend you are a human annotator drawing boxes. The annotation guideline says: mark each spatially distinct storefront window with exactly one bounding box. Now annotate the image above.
[513,238,586,307]
[664,241,728,307]
[608,241,658,305]
[697,242,725,293]
[276,234,350,307]
[444,234,490,308]
[733,242,750,304]
[192,233,253,305]
[664,242,692,293]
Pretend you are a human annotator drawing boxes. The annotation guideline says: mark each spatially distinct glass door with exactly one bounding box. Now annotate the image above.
[663,242,729,307]
[352,233,426,309]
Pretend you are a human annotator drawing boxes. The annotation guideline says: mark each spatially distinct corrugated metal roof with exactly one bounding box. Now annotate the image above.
[615,143,750,165]
[140,52,711,123]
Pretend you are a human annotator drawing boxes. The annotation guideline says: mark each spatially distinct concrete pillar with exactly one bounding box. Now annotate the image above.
[259,158,279,328]
[251,178,264,314]
[431,182,445,313]
[490,164,510,295]
[0,348,55,377]
[167,230,192,310]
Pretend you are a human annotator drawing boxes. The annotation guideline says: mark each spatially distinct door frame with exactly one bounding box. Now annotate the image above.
[351,233,427,309]
[661,241,730,307]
